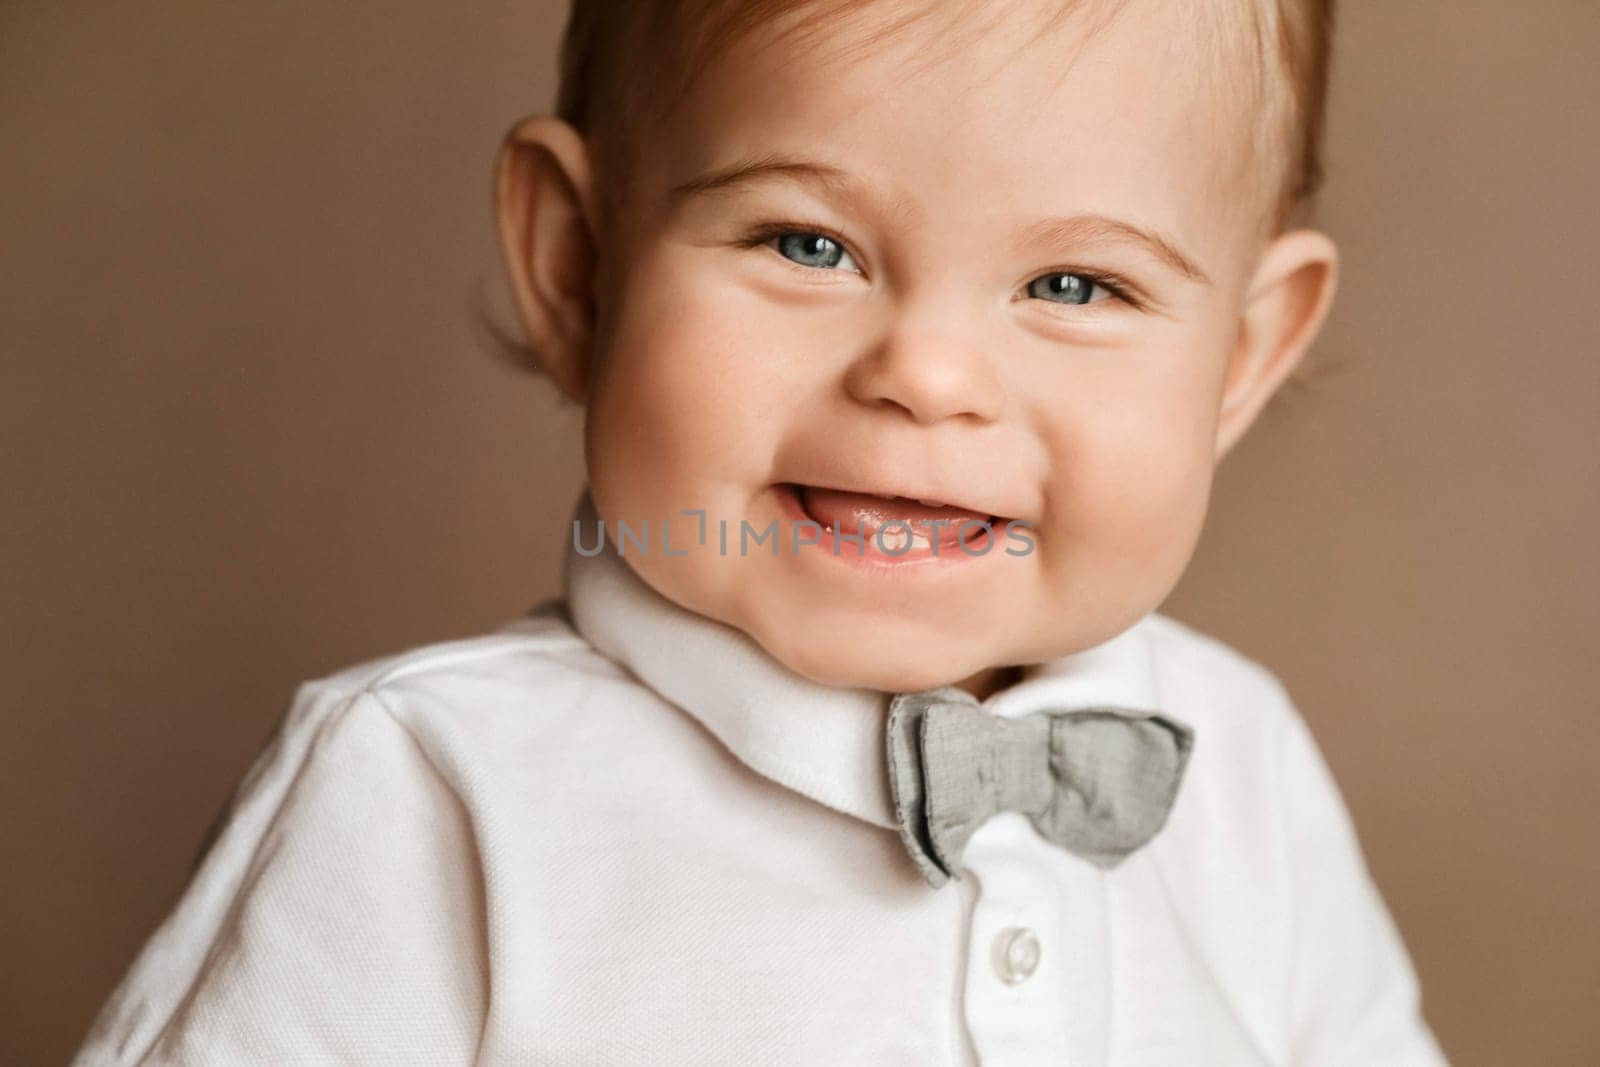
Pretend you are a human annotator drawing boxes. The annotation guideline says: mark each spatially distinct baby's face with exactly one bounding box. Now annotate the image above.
[558,2,1323,692]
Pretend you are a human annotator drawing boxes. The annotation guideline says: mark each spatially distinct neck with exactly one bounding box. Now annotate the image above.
[953,663,1025,703]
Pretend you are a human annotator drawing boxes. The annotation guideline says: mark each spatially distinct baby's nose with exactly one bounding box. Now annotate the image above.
[842,319,1004,425]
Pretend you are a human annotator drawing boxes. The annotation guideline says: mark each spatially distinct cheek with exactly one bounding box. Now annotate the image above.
[1036,334,1226,579]
[586,254,795,506]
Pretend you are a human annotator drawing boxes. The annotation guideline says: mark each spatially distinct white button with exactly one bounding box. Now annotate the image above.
[992,926,1041,984]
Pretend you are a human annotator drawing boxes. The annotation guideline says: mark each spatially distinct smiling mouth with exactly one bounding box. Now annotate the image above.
[779,482,1005,552]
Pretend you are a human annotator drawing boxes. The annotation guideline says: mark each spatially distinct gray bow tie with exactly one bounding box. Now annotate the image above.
[886,687,1195,887]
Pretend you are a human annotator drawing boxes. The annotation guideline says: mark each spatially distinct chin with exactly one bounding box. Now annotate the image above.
[748,616,997,694]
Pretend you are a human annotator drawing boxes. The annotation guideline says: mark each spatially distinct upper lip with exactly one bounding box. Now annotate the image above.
[784,480,1012,521]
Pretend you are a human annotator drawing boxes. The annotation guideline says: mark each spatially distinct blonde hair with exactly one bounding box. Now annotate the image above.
[553,0,1334,236]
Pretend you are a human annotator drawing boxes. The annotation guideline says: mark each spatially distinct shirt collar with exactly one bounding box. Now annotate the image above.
[561,488,1164,832]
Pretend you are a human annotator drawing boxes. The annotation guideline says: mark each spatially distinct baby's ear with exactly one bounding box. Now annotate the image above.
[1214,230,1340,459]
[493,115,598,404]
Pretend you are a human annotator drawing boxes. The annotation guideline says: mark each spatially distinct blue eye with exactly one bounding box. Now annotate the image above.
[1027,272,1103,305]
[776,232,849,270]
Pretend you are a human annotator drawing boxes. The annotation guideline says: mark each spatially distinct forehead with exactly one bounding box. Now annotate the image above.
[642,0,1263,266]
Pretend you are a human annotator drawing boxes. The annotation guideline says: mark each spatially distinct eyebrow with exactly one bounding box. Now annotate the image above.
[1015,214,1212,286]
[667,154,860,202]
[669,154,1211,286]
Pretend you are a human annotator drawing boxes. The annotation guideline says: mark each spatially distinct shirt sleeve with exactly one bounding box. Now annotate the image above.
[1278,693,1451,1066]
[72,684,488,1066]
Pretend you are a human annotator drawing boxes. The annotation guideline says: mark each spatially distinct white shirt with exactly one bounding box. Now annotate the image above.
[76,494,1449,1066]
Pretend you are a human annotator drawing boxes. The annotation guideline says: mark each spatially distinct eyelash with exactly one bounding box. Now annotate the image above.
[736,220,1147,310]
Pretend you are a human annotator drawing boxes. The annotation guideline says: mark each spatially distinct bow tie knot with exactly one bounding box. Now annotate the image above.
[887,687,1195,887]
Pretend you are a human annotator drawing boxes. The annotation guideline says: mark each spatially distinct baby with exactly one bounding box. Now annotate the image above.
[76,0,1449,1063]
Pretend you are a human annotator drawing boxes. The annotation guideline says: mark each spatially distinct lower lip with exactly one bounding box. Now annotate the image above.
[774,483,1007,570]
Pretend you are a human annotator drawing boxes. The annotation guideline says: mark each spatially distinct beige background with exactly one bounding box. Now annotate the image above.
[3,3,1596,1063]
